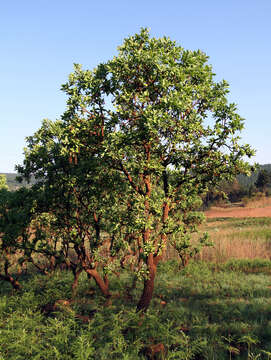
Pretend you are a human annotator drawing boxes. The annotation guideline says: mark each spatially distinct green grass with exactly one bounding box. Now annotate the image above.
[1,260,271,359]
[1,217,271,359]
[207,217,271,227]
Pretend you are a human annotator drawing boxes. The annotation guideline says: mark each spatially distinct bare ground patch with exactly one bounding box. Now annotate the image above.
[205,205,271,218]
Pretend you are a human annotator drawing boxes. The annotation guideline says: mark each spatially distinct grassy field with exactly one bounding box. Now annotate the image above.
[1,217,271,359]
[200,217,271,263]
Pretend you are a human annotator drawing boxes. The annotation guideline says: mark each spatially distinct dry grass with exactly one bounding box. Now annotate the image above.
[200,197,271,263]
[196,217,271,263]
[199,234,271,263]
[243,195,271,208]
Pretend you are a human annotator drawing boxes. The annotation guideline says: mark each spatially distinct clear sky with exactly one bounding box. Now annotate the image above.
[0,0,270,172]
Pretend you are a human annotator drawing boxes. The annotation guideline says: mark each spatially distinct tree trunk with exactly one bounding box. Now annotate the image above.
[49,256,56,271]
[71,269,82,297]
[86,268,111,298]
[0,274,21,290]
[136,254,158,312]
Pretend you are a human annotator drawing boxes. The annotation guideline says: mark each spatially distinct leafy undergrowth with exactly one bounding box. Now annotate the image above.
[1,261,271,359]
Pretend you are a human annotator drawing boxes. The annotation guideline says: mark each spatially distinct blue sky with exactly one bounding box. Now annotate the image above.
[0,0,270,172]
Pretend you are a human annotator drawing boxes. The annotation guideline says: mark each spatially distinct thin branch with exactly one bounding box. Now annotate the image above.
[119,161,144,195]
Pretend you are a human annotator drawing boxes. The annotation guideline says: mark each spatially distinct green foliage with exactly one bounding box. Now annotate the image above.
[0,186,62,289]
[0,175,8,190]
[255,170,271,191]
[59,28,254,267]
[0,19,265,352]
[9,28,254,310]
[15,118,131,296]
[0,187,34,289]
[1,262,271,359]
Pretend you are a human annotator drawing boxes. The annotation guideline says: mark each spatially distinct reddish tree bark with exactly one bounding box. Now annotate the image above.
[136,253,160,312]
[136,201,169,312]
[0,274,21,290]
[86,268,111,298]
[71,269,82,297]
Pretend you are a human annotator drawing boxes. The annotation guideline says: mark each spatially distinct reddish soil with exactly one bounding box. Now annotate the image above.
[205,206,271,218]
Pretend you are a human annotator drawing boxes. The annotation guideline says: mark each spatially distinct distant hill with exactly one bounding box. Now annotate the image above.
[0,173,35,191]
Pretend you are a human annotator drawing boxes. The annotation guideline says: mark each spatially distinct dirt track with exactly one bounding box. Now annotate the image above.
[205,206,271,218]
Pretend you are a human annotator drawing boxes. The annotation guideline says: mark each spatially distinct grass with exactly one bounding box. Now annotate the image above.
[1,259,271,359]
[209,195,271,210]
[1,216,271,359]
[242,196,271,208]
[197,217,271,263]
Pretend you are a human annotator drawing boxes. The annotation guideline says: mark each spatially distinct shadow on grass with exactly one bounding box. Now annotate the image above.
[1,262,271,359]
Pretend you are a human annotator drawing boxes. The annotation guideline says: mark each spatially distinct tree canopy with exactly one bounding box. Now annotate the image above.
[5,29,254,311]
[255,169,271,191]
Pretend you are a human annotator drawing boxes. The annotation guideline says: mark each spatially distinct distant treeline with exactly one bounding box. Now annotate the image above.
[202,164,271,207]
[237,164,271,188]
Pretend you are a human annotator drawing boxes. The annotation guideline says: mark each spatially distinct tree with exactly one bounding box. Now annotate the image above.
[255,169,271,192]
[16,119,133,297]
[18,29,254,311]
[0,175,8,190]
[0,187,36,290]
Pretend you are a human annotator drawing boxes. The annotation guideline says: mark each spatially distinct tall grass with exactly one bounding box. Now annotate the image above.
[196,217,271,264]
[242,194,271,208]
